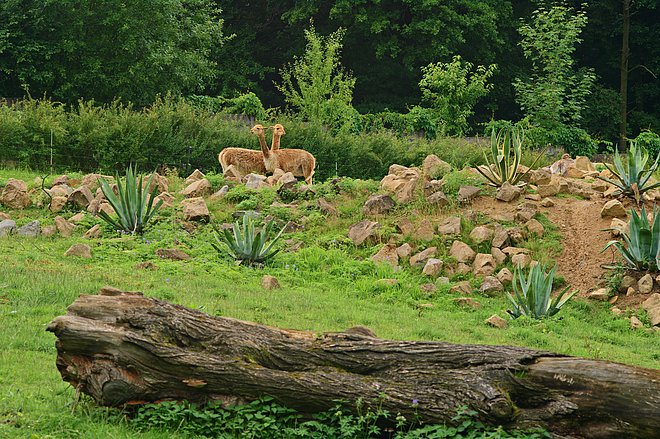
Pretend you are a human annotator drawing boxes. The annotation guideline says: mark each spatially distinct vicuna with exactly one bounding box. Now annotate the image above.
[258,125,316,184]
[217,140,266,178]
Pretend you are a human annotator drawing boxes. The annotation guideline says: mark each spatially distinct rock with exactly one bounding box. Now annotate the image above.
[396,218,415,235]
[410,247,438,267]
[68,186,94,209]
[0,219,17,237]
[424,180,444,197]
[40,225,56,237]
[413,219,435,242]
[565,167,587,179]
[154,192,174,208]
[453,297,481,309]
[348,220,380,246]
[457,186,481,203]
[0,179,31,209]
[453,262,471,275]
[609,218,628,237]
[491,247,506,265]
[135,261,157,270]
[82,173,111,192]
[495,182,522,202]
[437,216,461,235]
[372,244,399,267]
[515,202,538,222]
[396,243,414,259]
[52,175,69,186]
[155,248,190,261]
[591,179,609,192]
[642,293,660,326]
[450,281,473,295]
[49,184,72,198]
[491,228,509,249]
[261,275,281,290]
[525,193,542,201]
[98,203,114,217]
[17,220,40,237]
[277,172,297,186]
[363,194,396,215]
[83,224,102,239]
[497,268,514,284]
[181,197,210,222]
[65,243,92,258]
[537,181,560,198]
[422,154,451,179]
[450,240,476,263]
[146,172,169,194]
[540,197,555,207]
[609,295,619,304]
[54,216,74,237]
[420,284,437,295]
[511,253,532,268]
[436,277,450,286]
[620,275,637,293]
[502,246,529,257]
[601,200,627,218]
[610,306,623,316]
[575,156,596,172]
[380,165,420,203]
[485,314,508,329]
[317,198,339,216]
[638,274,654,294]
[69,212,86,223]
[525,219,545,237]
[480,276,503,295]
[422,258,444,276]
[49,196,68,213]
[179,179,213,198]
[427,191,449,206]
[528,169,551,185]
[209,185,230,201]
[630,316,644,329]
[244,173,268,190]
[588,288,610,301]
[223,165,242,181]
[627,287,636,296]
[184,169,205,186]
[470,226,493,245]
[0,212,9,221]
[376,279,399,288]
[473,253,497,277]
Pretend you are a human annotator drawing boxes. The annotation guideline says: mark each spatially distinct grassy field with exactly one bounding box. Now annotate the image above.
[1,168,658,438]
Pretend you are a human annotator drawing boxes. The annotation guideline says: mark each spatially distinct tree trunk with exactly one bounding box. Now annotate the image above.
[619,0,630,149]
[47,288,660,439]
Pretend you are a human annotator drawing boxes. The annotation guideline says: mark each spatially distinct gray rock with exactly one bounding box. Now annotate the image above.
[17,220,40,237]
[363,194,396,215]
[480,276,503,295]
[0,219,17,237]
[410,247,438,267]
[427,191,449,206]
[457,186,481,203]
[638,274,654,294]
[422,258,444,276]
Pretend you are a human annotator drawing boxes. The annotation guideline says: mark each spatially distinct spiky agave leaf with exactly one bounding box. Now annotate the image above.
[598,142,660,202]
[213,217,284,265]
[506,263,576,319]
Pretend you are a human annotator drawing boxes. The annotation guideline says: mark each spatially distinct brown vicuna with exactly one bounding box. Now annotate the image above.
[258,125,316,185]
[217,137,267,178]
[270,124,285,151]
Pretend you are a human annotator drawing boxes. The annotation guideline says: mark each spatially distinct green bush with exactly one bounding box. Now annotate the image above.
[603,206,660,272]
[634,130,660,158]
[506,263,577,319]
[526,124,597,157]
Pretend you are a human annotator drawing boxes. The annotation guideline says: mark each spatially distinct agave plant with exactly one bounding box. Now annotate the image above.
[597,141,660,203]
[506,263,577,319]
[213,216,284,265]
[475,126,544,188]
[603,205,660,271]
[98,165,163,235]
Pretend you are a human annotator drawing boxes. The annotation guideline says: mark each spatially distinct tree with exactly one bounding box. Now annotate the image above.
[276,26,357,131]
[419,55,496,136]
[0,0,225,105]
[514,3,595,129]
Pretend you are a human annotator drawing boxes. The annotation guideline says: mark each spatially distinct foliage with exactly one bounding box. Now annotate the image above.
[506,263,577,319]
[0,0,225,105]
[633,130,660,158]
[277,26,358,132]
[603,205,660,272]
[476,126,541,187]
[187,92,266,119]
[213,216,284,265]
[419,55,496,136]
[361,106,438,139]
[98,166,163,235]
[597,141,660,202]
[525,124,597,157]
[514,4,595,128]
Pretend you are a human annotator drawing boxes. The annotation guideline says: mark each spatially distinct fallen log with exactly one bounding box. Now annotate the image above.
[47,287,660,438]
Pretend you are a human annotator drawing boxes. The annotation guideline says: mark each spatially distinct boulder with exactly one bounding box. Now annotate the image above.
[317,198,339,216]
[363,194,396,215]
[450,240,476,263]
[491,247,506,265]
[410,247,438,267]
[68,186,94,209]
[525,219,545,237]
[638,274,654,294]
[41,225,57,237]
[49,184,72,198]
[17,220,40,237]
[457,186,481,203]
[591,179,609,192]
[184,169,205,186]
[348,220,380,246]
[574,156,596,172]
[426,191,449,206]
[65,243,92,258]
[422,258,444,276]
[154,192,174,208]
[245,174,268,190]
[210,186,230,201]
[0,179,31,209]
[396,218,415,235]
[450,281,473,295]
[372,244,399,267]
[642,293,660,326]
[83,224,102,239]
[491,228,509,248]
[50,196,68,213]
[223,165,242,181]
[528,169,551,185]
[82,173,111,192]
[537,181,561,198]
[0,219,16,237]
[619,275,637,293]
[473,253,497,276]
[497,268,513,284]
[52,175,69,186]
[181,197,210,222]
[422,155,451,179]
[588,288,610,301]
[495,182,522,202]
[485,314,508,329]
[54,216,74,237]
[600,200,627,218]
[480,276,503,295]
[469,226,493,245]
[380,165,420,203]
[515,202,538,222]
[437,216,461,235]
[511,253,532,268]
[540,197,555,207]
[396,243,414,259]
[629,316,644,330]
[261,275,281,290]
[413,219,435,242]
[453,297,481,309]
[146,172,169,194]
[179,179,213,198]
[155,248,191,261]
[424,180,444,197]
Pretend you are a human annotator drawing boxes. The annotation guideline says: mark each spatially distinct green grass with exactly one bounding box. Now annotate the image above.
[1,169,659,438]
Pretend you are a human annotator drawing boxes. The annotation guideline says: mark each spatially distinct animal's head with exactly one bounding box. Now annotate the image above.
[270,124,285,137]
[250,124,265,135]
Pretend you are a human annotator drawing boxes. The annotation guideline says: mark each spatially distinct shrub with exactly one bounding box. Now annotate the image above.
[597,141,660,203]
[213,216,284,266]
[506,263,577,319]
[633,130,660,158]
[98,166,163,235]
[525,124,597,157]
[603,206,660,272]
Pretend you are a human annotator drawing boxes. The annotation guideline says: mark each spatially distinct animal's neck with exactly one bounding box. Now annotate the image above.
[271,133,281,151]
[258,133,270,157]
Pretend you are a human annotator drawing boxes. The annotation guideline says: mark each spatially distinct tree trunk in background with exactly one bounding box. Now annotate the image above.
[619,0,630,148]
[48,288,660,439]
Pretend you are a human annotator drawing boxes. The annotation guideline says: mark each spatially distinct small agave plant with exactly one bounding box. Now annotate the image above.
[506,263,577,319]
[603,205,660,271]
[597,141,660,203]
[213,216,284,266]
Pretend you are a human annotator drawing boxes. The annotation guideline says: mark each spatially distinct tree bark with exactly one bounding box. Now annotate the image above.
[619,0,630,149]
[47,288,660,439]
